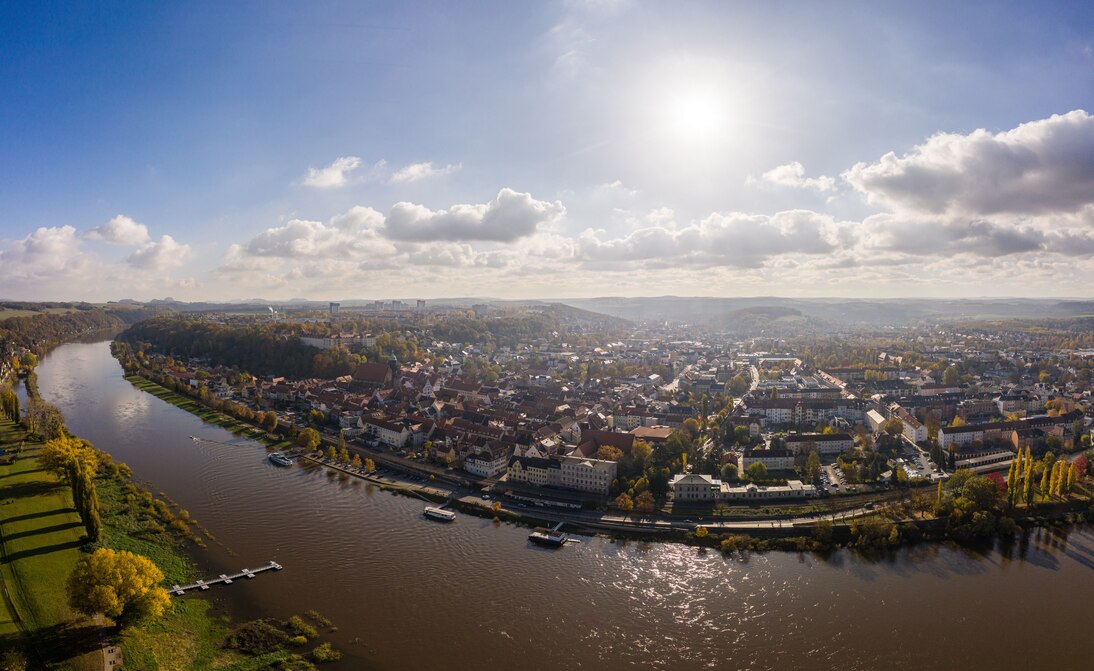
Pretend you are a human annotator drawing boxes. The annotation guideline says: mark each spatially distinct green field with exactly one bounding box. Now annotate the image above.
[0,419,102,670]
[0,307,81,321]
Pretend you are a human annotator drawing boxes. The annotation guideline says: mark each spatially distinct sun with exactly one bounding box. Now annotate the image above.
[665,89,726,141]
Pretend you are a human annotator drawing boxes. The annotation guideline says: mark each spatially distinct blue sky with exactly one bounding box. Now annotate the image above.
[2,0,1093,301]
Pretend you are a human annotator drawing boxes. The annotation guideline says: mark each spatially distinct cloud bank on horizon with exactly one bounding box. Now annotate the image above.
[1,2,1092,301]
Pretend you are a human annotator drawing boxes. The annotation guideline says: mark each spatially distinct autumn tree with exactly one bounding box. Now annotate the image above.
[364,458,376,473]
[614,492,634,513]
[596,445,624,462]
[298,428,321,451]
[634,490,656,514]
[804,451,821,484]
[745,462,768,481]
[67,549,170,627]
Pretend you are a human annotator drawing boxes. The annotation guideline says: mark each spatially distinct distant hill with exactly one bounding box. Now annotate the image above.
[557,296,1094,328]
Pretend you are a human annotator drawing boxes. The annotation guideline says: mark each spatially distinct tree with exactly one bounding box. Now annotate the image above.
[263,412,279,433]
[67,549,169,627]
[694,525,709,539]
[614,492,634,512]
[634,490,656,514]
[1066,462,1078,495]
[882,417,904,439]
[350,454,363,469]
[804,451,821,484]
[720,462,738,482]
[297,428,321,452]
[682,418,701,440]
[363,458,376,473]
[745,461,768,481]
[942,365,960,385]
[949,416,967,428]
[325,446,337,461]
[596,445,624,462]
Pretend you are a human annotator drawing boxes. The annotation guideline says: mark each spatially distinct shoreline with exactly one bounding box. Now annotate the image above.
[115,368,1094,553]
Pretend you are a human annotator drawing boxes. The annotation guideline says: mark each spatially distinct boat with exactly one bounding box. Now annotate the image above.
[528,527,568,547]
[423,506,456,522]
[268,452,294,467]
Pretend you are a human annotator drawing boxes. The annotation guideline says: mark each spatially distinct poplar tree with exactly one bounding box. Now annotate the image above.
[1006,458,1018,507]
[1039,465,1051,499]
[1066,462,1078,495]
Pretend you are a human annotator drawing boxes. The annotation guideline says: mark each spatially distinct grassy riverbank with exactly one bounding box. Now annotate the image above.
[124,375,293,451]
[0,416,267,670]
[0,419,101,670]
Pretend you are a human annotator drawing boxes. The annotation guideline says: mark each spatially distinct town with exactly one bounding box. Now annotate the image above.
[101,300,1094,523]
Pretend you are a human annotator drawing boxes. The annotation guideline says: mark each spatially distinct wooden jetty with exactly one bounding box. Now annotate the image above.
[169,561,283,596]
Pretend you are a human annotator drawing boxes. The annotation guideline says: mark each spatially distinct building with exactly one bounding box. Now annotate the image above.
[507,456,562,487]
[783,432,854,457]
[464,444,510,478]
[329,302,340,315]
[363,417,410,448]
[739,448,796,471]
[670,474,817,502]
[560,455,616,496]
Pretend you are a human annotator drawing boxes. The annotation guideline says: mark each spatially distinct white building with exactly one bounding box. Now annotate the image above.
[560,455,616,496]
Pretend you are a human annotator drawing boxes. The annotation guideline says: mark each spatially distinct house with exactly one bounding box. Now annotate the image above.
[363,416,410,448]
[464,443,511,478]
[507,456,562,488]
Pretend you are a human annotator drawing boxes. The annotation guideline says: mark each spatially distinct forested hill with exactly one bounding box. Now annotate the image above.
[0,304,135,356]
[120,319,341,378]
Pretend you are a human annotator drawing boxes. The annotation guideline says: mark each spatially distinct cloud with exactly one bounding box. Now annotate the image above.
[383,188,565,242]
[844,110,1094,216]
[749,162,836,192]
[300,156,362,188]
[389,161,461,184]
[0,226,85,279]
[579,209,842,269]
[85,214,150,245]
[126,235,191,269]
[241,207,395,259]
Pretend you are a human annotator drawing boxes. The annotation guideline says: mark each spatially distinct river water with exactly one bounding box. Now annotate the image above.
[28,341,1094,670]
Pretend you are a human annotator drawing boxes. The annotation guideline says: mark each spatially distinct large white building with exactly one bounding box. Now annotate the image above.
[560,455,616,496]
[670,474,817,502]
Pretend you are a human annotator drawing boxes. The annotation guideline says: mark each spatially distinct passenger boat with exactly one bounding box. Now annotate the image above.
[268,452,294,467]
[528,527,568,547]
[423,506,456,522]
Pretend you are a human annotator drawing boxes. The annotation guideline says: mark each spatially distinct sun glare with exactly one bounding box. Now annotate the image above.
[667,90,725,140]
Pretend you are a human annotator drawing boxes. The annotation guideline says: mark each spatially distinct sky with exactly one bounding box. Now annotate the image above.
[2,0,1094,302]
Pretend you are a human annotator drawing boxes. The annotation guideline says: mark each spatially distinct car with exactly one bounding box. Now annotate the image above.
[481,494,491,500]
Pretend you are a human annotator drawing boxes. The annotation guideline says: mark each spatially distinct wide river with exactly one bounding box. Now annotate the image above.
[27,341,1094,670]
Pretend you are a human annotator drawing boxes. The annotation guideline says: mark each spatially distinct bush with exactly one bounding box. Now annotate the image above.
[304,609,333,628]
[719,535,754,553]
[287,615,319,639]
[225,619,290,655]
[289,635,308,647]
[311,643,343,663]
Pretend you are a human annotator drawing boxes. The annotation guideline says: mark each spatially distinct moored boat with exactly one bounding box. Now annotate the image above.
[528,527,568,547]
[268,452,294,467]
[423,506,456,522]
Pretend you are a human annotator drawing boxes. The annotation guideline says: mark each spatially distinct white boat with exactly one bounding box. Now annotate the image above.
[268,452,294,467]
[528,527,568,547]
[423,506,456,522]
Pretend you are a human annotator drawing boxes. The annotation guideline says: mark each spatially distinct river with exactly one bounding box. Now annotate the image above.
[27,341,1094,670]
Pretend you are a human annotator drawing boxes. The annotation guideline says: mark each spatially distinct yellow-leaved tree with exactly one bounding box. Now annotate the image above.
[67,548,170,627]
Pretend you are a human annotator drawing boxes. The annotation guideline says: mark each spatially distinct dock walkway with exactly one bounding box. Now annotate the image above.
[169,561,282,596]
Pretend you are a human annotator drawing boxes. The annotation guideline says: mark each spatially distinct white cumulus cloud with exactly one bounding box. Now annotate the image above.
[383,188,565,242]
[300,156,362,188]
[126,235,191,270]
[748,162,836,192]
[843,109,1094,216]
[85,214,150,245]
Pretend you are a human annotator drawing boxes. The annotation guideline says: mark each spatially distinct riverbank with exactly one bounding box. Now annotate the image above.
[0,418,102,670]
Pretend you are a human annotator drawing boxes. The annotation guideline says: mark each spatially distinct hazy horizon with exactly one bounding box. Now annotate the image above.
[2,1,1093,302]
